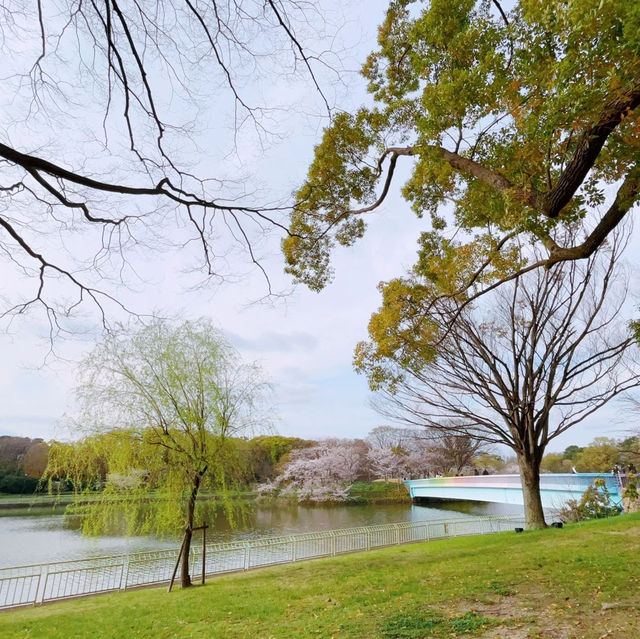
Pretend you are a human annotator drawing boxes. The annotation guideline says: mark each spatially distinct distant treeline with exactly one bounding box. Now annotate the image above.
[541,436,640,474]
[0,436,50,493]
[1,433,315,495]
[7,430,639,497]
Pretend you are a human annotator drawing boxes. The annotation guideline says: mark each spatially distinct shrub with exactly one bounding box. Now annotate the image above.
[623,474,638,499]
[0,474,40,494]
[559,478,622,522]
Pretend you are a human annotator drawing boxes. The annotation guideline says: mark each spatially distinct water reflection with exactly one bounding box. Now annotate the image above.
[0,499,523,569]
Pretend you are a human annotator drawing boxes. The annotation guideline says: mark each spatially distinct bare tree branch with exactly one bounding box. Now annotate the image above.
[0,0,332,332]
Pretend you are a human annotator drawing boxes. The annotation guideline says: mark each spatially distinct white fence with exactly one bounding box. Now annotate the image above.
[0,515,524,609]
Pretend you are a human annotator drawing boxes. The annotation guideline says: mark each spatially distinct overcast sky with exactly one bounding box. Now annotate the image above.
[0,1,637,452]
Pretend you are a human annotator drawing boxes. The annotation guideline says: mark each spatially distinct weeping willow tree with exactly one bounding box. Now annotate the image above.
[45,319,270,587]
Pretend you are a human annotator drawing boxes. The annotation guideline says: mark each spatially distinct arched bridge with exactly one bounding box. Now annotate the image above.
[404,473,621,508]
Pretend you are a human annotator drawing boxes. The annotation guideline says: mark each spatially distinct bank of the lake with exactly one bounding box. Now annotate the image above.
[0,481,409,513]
[257,481,413,506]
[2,513,638,638]
[350,481,412,503]
[0,489,256,513]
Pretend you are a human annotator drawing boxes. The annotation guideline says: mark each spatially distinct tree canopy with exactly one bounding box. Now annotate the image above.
[285,0,639,305]
[541,435,640,473]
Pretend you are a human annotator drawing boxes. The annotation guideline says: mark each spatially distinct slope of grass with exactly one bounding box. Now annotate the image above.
[348,481,411,504]
[1,513,639,638]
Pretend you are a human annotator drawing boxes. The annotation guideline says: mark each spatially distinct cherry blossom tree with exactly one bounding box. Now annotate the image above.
[366,446,407,480]
[271,439,368,502]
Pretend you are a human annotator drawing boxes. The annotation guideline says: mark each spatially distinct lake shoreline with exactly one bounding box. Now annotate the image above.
[0,481,412,514]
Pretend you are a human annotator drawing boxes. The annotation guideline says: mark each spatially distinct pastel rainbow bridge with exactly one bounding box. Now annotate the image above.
[404,473,621,508]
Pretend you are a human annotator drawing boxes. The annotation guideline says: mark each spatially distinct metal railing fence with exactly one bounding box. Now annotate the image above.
[0,514,524,610]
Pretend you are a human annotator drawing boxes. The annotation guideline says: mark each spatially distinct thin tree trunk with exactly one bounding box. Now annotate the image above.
[518,454,547,530]
[180,527,193,588]
[180,472,203,588]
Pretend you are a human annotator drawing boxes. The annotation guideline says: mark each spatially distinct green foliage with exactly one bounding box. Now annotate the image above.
[543,435,640,474]
[284,108,379,291]
[488,580,515,597]
[348,481,411,504]
[238,435,314,484]
[563,445,584,461]
[381,609,493,638]
[473,452,507,473]
[288,3,638,532]
[55,431,247,537]
[540,452,572,474]
[287,0,640,333]
[43,320,269,542]
[0,473,40,494]
[560,478,623,522]
[617,436,640,467]
[381,611,443,638]
[44,435,114,492]
[623,474,638,499]
[353,277,440,389]
[574,437,619,472]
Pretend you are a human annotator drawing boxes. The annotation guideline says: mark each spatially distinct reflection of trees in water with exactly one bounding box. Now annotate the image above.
[419,500,522,517]
[61,498,254,540]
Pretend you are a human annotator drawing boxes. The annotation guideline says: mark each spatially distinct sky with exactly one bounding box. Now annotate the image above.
[0,1,637,453]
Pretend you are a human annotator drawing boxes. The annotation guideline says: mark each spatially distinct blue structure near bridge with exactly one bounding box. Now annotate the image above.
[404,473,622,509]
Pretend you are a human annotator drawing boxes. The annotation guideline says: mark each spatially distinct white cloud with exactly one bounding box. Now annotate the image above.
[229,331,318,353]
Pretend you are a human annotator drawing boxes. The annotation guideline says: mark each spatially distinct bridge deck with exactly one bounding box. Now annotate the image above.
[404,473,620,508]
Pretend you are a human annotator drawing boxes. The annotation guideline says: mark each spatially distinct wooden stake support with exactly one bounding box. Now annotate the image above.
[167,524,209,592]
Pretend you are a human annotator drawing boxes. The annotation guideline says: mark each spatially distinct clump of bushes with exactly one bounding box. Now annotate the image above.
[559,478,622,522]
[622,474,639,513]
[623,474,638,499]
[0,472,41,494]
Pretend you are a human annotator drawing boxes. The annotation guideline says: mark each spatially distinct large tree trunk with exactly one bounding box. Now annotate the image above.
[517,453,547,530]
[180,472,203,588]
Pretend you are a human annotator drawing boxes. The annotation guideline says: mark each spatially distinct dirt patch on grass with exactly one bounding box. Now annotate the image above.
[597,527,640,537]
[461,597,572,637]
[449,592,639,639]
[462,598,528,620]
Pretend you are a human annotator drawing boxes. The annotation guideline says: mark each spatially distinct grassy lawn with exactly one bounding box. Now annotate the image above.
[0,493,75,517]
[348,481,411,504]
[1,513,639,638]
[0,490,257,515]
[0,493,75,505]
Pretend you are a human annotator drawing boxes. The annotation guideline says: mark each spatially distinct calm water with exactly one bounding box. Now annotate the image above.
[0,500,522,569]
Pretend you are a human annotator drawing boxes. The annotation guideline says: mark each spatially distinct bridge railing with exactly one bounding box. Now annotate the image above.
[0,514,525,610]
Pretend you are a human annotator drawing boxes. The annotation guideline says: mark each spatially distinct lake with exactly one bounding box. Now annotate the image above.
[0,499,523,569]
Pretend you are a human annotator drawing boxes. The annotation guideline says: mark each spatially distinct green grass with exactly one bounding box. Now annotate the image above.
[0,493,77,517]
[0,489,256,514]
[1,514,639,638]
[0,493,74,504]
[381,610,495,638]
[348,481,411,504]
